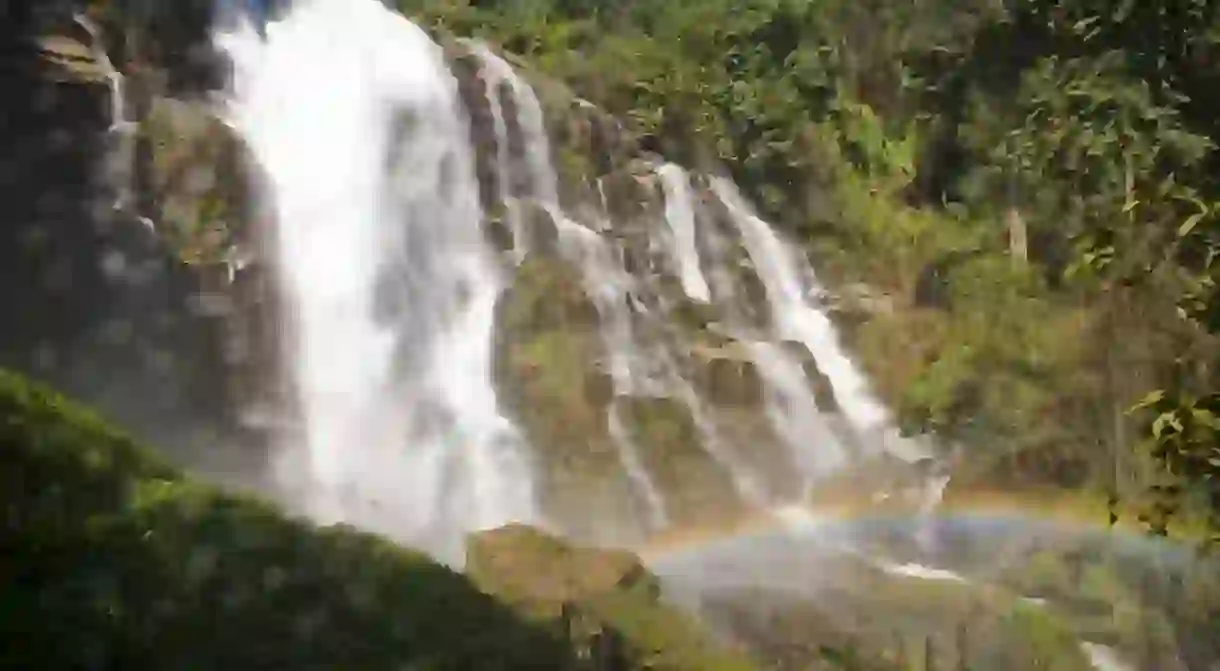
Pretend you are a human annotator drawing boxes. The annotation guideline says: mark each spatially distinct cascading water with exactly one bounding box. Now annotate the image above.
[656,164,850,493]
[215,0,936,551]
[217,0,537,562]
[467,42,559,203]
[710,176,930,465]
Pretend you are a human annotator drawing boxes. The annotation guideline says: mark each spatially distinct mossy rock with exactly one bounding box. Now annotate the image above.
[690,344,764,408]
[492,256,641,535]
[600,160,662,224]
[467,524,660,618]
[467,525,757,671]
[701,587,902,671]
[142,97,252,266]
[827,574,1091,670]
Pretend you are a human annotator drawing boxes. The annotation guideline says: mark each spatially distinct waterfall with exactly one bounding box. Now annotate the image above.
[655,164,847,493]
[710,176,929,465]
[747,341,849,476]
[216,0,538,562]
[214,0,932,550]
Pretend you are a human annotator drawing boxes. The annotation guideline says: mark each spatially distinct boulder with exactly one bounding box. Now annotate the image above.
[467,524,660,618]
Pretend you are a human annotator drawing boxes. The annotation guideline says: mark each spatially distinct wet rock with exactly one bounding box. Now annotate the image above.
[446,45,500,213]
[491,256,640,537]
[618,395,745,527]
[582,370,614,409]
[520,199,560,255]
[483,208,515,253]
[467,524,660,617]
[779,340,838,412]
[691,344,764,408]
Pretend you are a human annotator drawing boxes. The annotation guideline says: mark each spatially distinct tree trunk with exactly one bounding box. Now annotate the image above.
[1006,206,1027,263]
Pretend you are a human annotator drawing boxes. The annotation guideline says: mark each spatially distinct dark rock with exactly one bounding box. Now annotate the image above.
[693,348,765,408]
[0,25,235,457]
[779,340,839,412]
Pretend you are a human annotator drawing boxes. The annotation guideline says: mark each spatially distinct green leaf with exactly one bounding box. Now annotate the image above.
[1180,211,1209,237]
[1152,411,1184,438]
[1193,408,1220,430]
[1129,389,1166,413]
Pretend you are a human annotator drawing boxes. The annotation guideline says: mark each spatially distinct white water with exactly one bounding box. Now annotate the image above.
[710,176,929,464]
[655,164,855,493]
[465,41,524,261]
[217,0,537,562]
[467,42,559,207]
[657,163,711,303]
[748,340,849,477]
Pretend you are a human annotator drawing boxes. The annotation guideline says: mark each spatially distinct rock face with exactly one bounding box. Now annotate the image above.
[0,7,273,481]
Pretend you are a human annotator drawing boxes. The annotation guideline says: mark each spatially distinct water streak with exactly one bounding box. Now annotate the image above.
[608,406,670,530]
[656,163,711,302]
